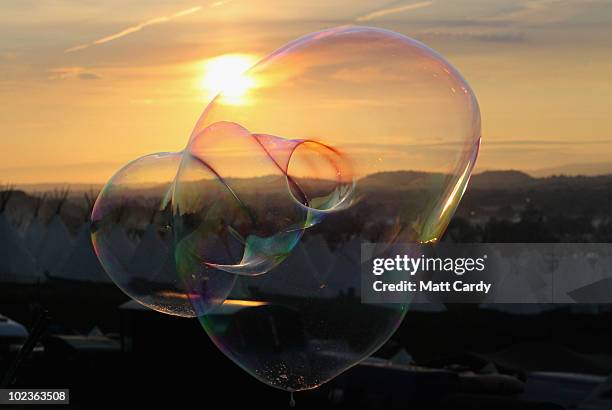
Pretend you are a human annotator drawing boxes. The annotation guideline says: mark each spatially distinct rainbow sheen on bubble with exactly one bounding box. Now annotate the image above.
[190,26,480,391]
[91,152,198,317]
[91,122,353,315]
[91,25,480,393]
[173,121,355,277]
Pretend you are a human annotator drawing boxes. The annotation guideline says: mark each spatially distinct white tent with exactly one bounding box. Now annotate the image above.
[107,225,136,268]
[0,313,28,339]
[301,235,334,277]
[253,235,337,298]
[0,213,40,283]
[128,224,168,281]
[35,190,74,276]
[24,194,46,254]
[36,214,74,276]
[56,223,111,283]
[321,238,360,296]
[25,217,46,255]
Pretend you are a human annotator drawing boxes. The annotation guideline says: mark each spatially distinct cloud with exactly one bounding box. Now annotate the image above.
[356,1,434,22]
[474,32,526,43]
[481,0,563,23]
[342,139,612,153]
[78,72,101,80]
[47,67,100,80]
[483,139,612,146]
[478,0,602,25]
[64,5,203,53]
[419,31,526,44]
[0,51,18,61]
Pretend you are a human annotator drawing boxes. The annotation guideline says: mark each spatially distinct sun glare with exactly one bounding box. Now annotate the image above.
[199,54,258,105]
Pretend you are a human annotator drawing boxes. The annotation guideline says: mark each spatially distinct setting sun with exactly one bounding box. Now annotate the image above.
[199,54,258,105]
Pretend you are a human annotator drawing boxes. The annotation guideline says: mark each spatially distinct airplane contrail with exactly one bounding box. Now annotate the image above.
[65,6,203,53]
[356,1,433,22]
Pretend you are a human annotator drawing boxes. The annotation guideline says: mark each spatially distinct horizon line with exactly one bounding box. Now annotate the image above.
[6,169,612,192]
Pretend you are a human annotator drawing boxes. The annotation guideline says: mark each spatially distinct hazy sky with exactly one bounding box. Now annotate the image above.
[1,0,612,184]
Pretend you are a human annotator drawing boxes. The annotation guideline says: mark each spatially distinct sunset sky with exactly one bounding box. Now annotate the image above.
[1,0,612,185]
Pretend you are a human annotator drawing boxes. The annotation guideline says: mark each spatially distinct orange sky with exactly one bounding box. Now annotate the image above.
[1,0,612,185]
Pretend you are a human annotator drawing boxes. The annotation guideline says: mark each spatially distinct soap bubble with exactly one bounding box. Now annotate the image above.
[190,26,481,391]
[92,25,480,392]
[91,152,200,317]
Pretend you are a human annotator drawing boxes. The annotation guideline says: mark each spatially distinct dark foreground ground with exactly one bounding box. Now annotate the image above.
[1,282,611,409]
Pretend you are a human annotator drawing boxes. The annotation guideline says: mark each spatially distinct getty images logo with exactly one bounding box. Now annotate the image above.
[372,254,488,276]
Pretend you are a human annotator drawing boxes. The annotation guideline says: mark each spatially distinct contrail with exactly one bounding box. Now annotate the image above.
[65,6,203,53]
[356,1,433,22]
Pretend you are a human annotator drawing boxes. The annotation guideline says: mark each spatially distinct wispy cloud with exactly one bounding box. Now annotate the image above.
[78,72,101,80]
[479,0,601,25]
[64,6,203,53]
[356,1,433,22]
[419,31,527,44]
[0,51,18,61]
[484,139,612,146]
[47,67,100,80]
[479,0,558,24]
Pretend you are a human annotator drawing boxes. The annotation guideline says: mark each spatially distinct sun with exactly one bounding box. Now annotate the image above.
[199,54,258,105]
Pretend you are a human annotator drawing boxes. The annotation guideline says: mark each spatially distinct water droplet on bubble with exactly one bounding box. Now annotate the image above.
[289,391,295,407]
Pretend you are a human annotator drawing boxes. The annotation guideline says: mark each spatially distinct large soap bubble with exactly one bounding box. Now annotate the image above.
[189,26,481,391]
[91,25,480,392]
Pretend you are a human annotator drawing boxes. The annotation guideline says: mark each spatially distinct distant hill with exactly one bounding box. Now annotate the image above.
[359,170,536,191]
[530,162,612,177]
[358,171,441,190]
[469,170,534,190]
[358,170,612,192]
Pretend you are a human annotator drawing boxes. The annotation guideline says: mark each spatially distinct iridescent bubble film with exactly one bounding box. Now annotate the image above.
[91,152,197,317]
[185,26,481,391]
[92,26,480,392]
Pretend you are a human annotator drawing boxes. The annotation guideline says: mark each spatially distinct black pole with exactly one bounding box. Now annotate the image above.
[1,308,49,388]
